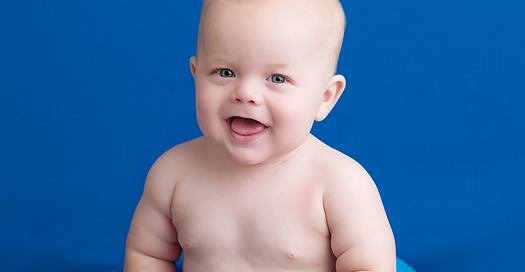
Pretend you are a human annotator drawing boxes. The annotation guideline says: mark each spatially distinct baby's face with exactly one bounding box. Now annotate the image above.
[191,1,337,165]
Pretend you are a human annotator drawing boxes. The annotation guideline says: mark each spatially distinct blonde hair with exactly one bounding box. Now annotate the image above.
[196,0,346,74]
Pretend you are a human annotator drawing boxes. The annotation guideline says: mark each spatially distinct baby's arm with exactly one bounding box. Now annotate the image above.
[324,158,396,272]
[124,150,182,272]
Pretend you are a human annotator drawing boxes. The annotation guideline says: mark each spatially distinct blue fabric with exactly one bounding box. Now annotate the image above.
[397,258,416,272]
[1,0,524,271]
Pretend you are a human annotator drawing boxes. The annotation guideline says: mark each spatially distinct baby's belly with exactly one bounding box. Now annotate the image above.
[172,168,334,271]
[182,251,336,272]
[173,192,335,271]
[177,218,336,272]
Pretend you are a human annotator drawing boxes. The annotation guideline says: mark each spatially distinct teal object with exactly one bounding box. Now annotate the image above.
[397,257,416,272]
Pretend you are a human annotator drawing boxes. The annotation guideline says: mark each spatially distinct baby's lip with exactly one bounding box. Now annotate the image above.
[226,116,268,143]
[226,116,268,128]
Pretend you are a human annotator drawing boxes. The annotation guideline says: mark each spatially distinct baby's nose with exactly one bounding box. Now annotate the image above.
[230,79,264,106]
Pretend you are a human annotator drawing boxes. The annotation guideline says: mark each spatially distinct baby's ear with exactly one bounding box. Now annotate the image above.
[190,56,197,77]
[315,75,346,121]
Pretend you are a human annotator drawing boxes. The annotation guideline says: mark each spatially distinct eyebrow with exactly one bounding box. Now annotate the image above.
[205,56,294,70]
[205,55,232,65]
[267,62,298,74]
[269,62,292,69]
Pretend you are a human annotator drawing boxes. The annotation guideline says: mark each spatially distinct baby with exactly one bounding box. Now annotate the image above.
[124,0,395,271]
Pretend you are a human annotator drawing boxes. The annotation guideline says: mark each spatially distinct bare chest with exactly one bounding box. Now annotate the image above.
[171,174,335,270]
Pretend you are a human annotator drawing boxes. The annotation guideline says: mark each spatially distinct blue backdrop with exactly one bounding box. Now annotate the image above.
[1,1,523,271]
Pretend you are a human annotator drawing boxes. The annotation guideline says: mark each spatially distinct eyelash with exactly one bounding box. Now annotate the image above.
[269,74,287,84]
[214,68,290,84]
[215,68,235,78]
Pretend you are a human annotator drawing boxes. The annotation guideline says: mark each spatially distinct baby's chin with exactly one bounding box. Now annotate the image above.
[224,148,272,166]
[228,143,306,168]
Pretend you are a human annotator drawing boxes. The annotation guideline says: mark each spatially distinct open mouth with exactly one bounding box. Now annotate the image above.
[226,116,268,142]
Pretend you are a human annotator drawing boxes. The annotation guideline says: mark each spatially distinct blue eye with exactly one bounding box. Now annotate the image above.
[218,68,234,78]
[270,74,286,83]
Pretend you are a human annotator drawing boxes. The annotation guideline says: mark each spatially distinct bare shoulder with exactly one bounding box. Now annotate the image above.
[316,142,385,222]
[150,137,205,175]
[141,137,205,218]
[310,138,373,189]
[312,137,385,218]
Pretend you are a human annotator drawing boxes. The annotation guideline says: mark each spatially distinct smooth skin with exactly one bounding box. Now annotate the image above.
[125,1,395,271]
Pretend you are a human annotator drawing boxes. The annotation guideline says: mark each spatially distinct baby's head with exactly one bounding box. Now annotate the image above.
[190,0,347,165]
[197,0,346,77]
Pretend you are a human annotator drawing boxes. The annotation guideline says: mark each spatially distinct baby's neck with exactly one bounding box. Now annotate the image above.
[204,135,318,178]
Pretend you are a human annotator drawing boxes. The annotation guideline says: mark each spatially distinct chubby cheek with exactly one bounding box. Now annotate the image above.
[195,91,222,138]
[272,105,316,147]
